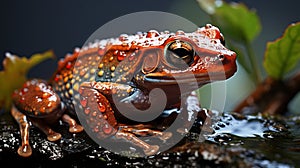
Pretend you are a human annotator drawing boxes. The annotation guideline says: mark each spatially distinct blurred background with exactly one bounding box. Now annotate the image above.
[1,0,300,112]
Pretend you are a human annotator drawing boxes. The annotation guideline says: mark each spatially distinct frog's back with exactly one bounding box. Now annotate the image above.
[50,46,99,113]
[49,35,145,113]
[50,31,166,112]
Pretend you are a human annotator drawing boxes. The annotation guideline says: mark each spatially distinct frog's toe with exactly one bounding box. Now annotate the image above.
[47,132,62,141]
[143,145,159,156]
[17,144,32,157]
[69,124,84,133]
[159,132,172,141]
[62,114,84,133]
[176,127,189,134]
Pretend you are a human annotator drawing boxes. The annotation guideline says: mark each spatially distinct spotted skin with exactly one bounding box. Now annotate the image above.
[11,24,237,157]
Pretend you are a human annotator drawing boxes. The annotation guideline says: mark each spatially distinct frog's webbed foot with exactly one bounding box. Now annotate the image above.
[119,124,172,141]
[115,125,172,155]
[11,106,32,157]
[115,130,160,156]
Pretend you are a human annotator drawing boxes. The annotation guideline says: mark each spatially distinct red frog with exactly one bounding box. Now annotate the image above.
[11,24,237,157]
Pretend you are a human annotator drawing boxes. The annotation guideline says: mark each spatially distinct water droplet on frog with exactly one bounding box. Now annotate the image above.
[119,34,128,42]
[136,32,144,39]
[122,42,129,47]
[113,50,119,56]
[205,24,212,29]
[176,30,185,35]
[146,30,160,38]
[164,30,170,34]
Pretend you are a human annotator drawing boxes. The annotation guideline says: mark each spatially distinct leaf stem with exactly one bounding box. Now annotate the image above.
[245,41,262,85]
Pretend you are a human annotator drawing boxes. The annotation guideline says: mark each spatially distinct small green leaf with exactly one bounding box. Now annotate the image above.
[197,0,261,43]
[263,22,300,79]
[0,50,55,111]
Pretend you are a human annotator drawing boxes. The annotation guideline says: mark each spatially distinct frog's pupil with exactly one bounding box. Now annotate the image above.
[166,41,194,68]
[173,48,190,58]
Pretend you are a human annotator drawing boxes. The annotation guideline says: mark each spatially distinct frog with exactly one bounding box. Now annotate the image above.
[11,24,237,157]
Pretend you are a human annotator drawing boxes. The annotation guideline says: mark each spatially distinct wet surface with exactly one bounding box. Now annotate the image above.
[0,109,299,167]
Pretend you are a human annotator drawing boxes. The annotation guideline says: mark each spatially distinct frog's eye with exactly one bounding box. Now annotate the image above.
[220,33,225,46]
[165,40,195,68]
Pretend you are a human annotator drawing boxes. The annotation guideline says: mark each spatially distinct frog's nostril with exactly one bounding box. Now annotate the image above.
[218,54,225,61]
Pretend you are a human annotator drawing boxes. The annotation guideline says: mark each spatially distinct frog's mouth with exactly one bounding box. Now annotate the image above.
[144,67,236,86]
[144,54,237,86]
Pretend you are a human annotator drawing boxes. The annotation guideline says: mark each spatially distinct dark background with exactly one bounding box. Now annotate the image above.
[1,0,299,79]
[1,0,300,112]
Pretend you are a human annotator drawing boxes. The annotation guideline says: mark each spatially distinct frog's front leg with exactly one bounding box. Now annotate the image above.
[11,79,83,157]
[11,106,32,157]
[79,81,172,155]
[11,105,65,157]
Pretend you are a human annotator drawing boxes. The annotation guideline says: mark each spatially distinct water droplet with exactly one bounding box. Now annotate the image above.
[119,34,128,42]
[176,30,185,35]
[117,55,125,61]
[146,30,160,38]
[205,24,212,29]
[98,48,105,56]
[102,124,112,134]
[128,54,135,61]
[98,102,106,112]
[66,62,72,69]
[80,98,87,107]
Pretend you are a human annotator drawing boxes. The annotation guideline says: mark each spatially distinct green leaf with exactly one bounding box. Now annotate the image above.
[263,22,300,79]
[0,50,55,111]
[197,0,261,43]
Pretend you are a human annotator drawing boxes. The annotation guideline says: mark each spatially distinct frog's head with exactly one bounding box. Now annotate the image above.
[136,24,237,91]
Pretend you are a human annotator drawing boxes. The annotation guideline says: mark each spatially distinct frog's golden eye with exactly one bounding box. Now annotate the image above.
[165,40,195,68]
